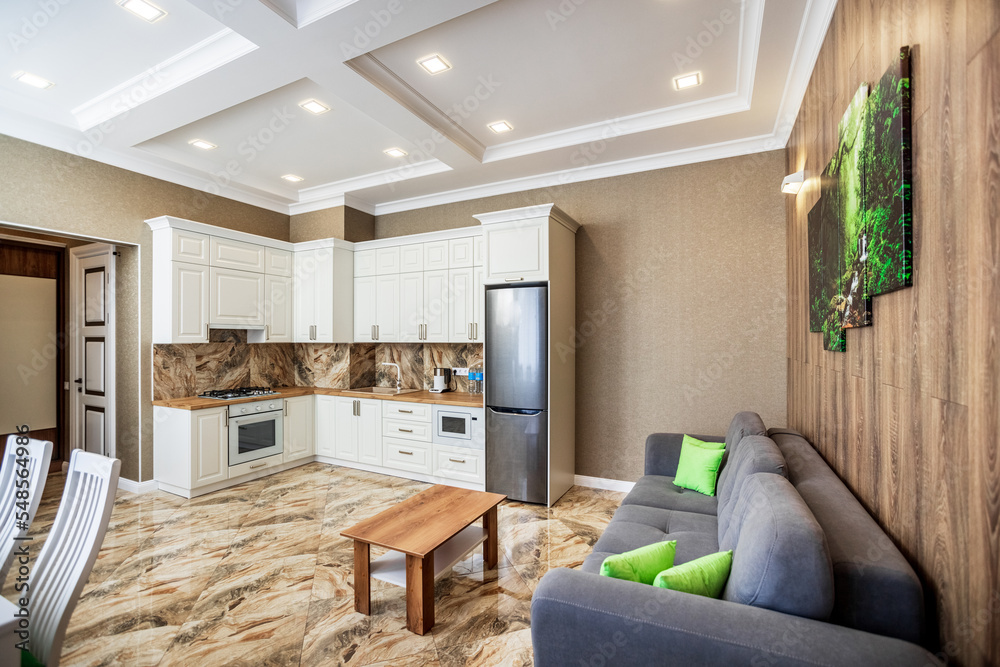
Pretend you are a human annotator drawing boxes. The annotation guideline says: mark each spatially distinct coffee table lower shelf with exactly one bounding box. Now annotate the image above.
[370,525,487,587]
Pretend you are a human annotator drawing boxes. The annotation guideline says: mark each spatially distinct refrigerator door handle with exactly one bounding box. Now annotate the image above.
[488,407,543,416]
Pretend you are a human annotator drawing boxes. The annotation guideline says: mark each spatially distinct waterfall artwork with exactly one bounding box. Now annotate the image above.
[807,47,912,352]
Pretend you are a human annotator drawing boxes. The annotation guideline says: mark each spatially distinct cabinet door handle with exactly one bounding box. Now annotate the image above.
[398,428,413,433]
[284,400,287,417]
[468,323,473,340]
[376,325,380,340]
[399,409,413,414]
[399,450,413,456]
[250,463,266,469]
[449,457,466,464]
[265,325,270,341]
[206,324,210,340]
[504,277,524,282]
[474,323,478,340]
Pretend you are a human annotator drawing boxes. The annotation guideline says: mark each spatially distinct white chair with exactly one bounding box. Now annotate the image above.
[23,449,120,667]
[0,435,53,583]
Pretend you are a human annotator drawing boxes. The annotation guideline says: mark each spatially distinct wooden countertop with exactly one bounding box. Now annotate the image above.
[152,386,485,410]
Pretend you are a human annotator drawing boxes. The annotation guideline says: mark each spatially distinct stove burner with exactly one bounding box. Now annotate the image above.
[197,386,279,400]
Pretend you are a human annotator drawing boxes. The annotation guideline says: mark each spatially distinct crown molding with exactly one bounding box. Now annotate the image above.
[373,132,780,216]
[71,29,258,132]
[287,160,450,215]
[481,0,764,164]
[770,0,839,145]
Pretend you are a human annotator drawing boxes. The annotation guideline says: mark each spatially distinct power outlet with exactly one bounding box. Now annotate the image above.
[453,367,469,377]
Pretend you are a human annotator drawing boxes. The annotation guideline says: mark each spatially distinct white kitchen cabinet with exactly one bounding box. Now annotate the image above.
[424,269,449,342]
[449,237,475,268]
[447,268,483,343]
[376,247,400,275]
[265,247,293,276]
[165,261,210,343]
[399,244,423,273]
[355,249,376,277]
[283,396,314,463]
[153,405,227,497]
[211,237,266,273]
[433,443,484,485]
[424,240,449,270]
[474,236,484,266]
[294,246,353,343]
[354,276,376,342]
[264,275,293,342]
[383,438,431,475]
[375,274,400,341]
[172,229,210,264]
[335,397,381,465]
[315,395,336,457]
[481,218,548,283]
[210,267,265,327]
[399,271,424,343]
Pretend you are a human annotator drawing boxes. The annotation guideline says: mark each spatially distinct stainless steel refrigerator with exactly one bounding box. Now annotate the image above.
[485,284,548,504]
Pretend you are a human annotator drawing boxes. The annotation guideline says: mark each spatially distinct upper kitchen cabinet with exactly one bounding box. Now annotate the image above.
[354,249,377,277]
[210,267,265,327]
[294,243,353,343]
[265,248,293,277]
[448,237,475,268]
[424,241,449,271]
[476,204,579,284]
[172,229,210,265]
[399,243,423,273]
[151,223,212,343]
[210,237,266,273]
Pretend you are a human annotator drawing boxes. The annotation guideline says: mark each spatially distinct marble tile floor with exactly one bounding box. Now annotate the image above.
[3,463,625,667]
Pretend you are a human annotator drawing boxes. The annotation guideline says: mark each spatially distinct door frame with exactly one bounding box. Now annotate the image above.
[69,244,116,458]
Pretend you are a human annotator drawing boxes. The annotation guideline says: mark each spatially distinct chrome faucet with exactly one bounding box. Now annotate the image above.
[381,362,401,391]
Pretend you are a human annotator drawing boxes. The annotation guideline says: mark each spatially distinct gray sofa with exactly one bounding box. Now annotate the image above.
[531,413,941,666]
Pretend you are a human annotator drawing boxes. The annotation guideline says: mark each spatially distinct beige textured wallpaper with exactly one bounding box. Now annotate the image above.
[377,151,789,482]
[0,134,290,481]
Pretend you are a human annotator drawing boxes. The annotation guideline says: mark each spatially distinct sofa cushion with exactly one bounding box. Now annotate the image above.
[716,435,787,537]
[768,428,925,644]
[593,522,721,567]
[611,504,718,535]
[719,473,834,620]
[724,411,768,454]
[620,475,719,515]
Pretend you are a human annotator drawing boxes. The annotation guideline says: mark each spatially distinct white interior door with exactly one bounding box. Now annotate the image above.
[70,244,115,457]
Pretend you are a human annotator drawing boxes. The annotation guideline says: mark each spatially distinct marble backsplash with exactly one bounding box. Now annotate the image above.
[153,336,483,400]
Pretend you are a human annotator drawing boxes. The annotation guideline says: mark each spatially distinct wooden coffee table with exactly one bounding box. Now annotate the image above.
[341,485,507,635]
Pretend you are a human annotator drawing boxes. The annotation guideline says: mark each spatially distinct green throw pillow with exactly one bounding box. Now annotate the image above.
[653,550,733,598]
[682,434,725,450]
[600,541,677,585]
[674,438,726,495]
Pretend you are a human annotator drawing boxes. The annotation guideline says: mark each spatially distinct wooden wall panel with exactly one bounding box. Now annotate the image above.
[786,1,999,664]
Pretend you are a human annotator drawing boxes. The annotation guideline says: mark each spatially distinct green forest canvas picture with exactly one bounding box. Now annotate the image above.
[807,46,912,352]
[864,46,913,295]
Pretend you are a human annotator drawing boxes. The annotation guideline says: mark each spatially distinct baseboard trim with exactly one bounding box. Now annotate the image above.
[118,478,158,494]
[573,475,635,493]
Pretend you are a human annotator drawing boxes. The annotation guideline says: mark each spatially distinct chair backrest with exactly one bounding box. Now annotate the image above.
[0,435,53,582]
[26,449,120,667]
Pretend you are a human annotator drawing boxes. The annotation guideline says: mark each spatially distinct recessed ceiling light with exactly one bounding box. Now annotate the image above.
[383,148,408,158]
[188,139,217,150]
[488,121,513,134]
[417,55,451,75]
[281,174,304,183]
[117,0,167,22]
[673,72,702,90]
[299,99,330,114]
[12,71,54,89]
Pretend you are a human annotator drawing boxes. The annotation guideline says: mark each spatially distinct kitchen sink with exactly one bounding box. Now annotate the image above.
[341,387,421,396]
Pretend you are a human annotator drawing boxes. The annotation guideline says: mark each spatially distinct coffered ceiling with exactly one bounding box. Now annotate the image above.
[0,0,836,216]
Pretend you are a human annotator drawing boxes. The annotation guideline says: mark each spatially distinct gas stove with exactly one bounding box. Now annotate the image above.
[197,387,279,400]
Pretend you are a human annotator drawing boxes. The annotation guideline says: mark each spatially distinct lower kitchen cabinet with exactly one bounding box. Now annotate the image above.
[383,438,431,475]
[315,395,336,457]
[432,443,484,485]
[333,397,382,465]
[153,405,228,497]
[283,396,314,463]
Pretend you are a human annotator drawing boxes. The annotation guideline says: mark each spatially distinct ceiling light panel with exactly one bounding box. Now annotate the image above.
[118,0,168,23]
[12,72,54,89]
[417,55,451,75]
[299,99,330,114]
[488,121,513,134]
[188,139,216,150]
[281,174,304,182]
[673,72,702,90]
[384,148,408,157]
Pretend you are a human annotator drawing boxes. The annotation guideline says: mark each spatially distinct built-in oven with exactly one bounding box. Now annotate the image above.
[228,399,284,466]
[433,405,485,449]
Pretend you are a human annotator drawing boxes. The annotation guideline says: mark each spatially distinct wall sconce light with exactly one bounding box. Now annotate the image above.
[781,170,805,194]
